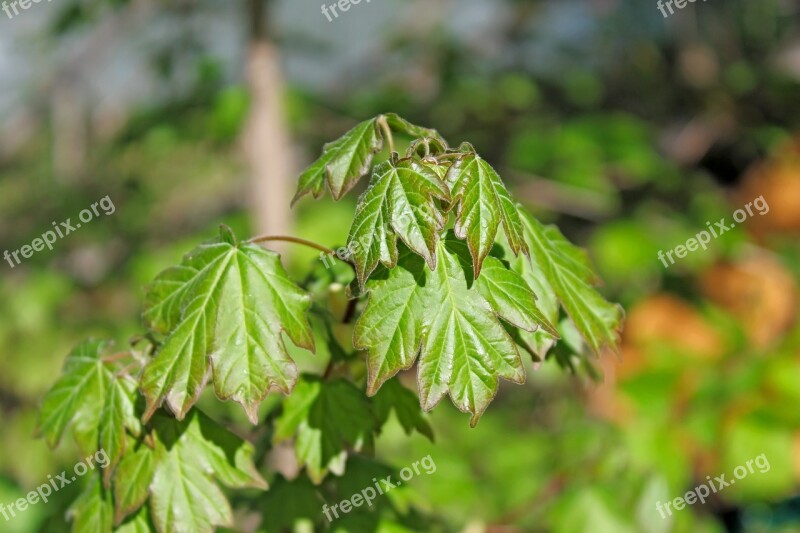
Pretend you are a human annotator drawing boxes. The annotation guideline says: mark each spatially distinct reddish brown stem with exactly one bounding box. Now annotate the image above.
[247,235,335,256]
[101,352,131,363]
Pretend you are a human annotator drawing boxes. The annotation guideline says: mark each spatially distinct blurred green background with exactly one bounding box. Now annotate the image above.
[0,0,799,531]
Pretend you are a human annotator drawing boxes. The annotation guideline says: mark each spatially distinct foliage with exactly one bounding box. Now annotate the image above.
[35,114,622,532]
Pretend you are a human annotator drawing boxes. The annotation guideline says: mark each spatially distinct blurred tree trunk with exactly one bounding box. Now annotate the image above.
[52,78,88,184]
[243,0,294,253]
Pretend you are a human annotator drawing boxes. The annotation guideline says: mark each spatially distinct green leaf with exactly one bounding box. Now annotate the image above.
[445,150,528,276]
[115,507,152,533]
[99,374,140,486]
[516,207,623,355]
[259,475,324,532]
[384,113,446,145]
[274,376,378,483]
[355,237,552,426]
[447,238,557,338]
[347,158,450,287]
[372,378,434,440]
[113,443,155,525]
[141,227,315,423]
[68,473,114,533]
[293,118,383,203]
[108,410,267,533]
[37,340,141,485]
[353,249,427,396]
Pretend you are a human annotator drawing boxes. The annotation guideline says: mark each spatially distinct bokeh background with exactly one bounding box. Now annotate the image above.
[1,0,799,531]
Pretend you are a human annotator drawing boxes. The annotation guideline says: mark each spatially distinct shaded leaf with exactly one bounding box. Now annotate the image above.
[68,473,113,533]
[384,113,446,145]
[516,207,623,355]
[274,376,377,483]
[113,442,155,525]
[115,507,152,533]
[109,410,267,533]
[372,378,434,440]
[259,475,324,532]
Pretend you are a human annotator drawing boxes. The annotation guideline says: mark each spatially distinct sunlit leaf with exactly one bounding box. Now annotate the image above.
[347,158,450,287]
[355,237,552,425]
[446,148,528,276]
[293,118,383,203]
[141,226,315,423]
[37,340,141,486]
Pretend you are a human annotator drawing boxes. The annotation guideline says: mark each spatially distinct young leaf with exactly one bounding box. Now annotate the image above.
[293,118,383,203]
[354,237,552,426]
[347,158,450,287]
[274,376,378,484]
[516,206,623,355]
[446,149,528,276]
[36,340,141,486]
[141,226,315,423]
[384,113,446,145]
[110,410,267,533]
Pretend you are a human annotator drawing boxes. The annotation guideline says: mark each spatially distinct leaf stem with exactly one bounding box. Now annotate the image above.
[247,235,336,256]
[248,234,359,276]
[249,235,361,323]
[378,115,395,153]
[342,298,358,324]
[101,351,131,363]
[434,152,465,160]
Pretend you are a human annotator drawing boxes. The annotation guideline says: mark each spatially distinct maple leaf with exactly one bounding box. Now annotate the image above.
[292,118,383,203]
[110,410,267,532]
[68,472,114,533]
[346,157,450,287]
[292,114,448,205]
[445,146,528,276]
[36,339,141,486]
[372,377,434,440]
[514,206,623,356]
[354,236,554,426]
[141,225,315,424]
